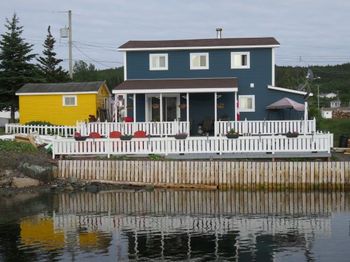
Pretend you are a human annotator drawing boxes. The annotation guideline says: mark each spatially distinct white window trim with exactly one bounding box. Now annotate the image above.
[149,53,168,71]
[190,52,209,70]
[62,95,77,107]
[239,95,255,112]
[231,52,250,69]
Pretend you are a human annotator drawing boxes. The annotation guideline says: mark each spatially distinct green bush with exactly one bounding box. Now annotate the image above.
[25,121,54,126]
[319,119,350,146]
[0,140,37,153]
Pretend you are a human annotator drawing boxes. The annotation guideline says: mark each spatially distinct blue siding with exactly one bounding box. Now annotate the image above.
[126,47,305,121]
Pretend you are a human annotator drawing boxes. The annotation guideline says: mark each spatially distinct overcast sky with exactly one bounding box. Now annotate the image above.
[1,0,349,69]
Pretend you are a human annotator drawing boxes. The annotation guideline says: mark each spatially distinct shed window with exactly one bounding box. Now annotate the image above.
[63,95,77,106]
[231,52,250,69]
[239,95,255,112]
[190,53,209,70]
[149,54,168,70]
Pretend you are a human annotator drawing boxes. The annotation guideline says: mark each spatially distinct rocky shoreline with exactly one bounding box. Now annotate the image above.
[0,152,152,197]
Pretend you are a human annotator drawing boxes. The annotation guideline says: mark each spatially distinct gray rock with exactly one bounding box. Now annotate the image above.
[0,178,11,187]
[11,177,40,188]
[68,177,78,184]
[64,184,74,191]
[19,162,53,182]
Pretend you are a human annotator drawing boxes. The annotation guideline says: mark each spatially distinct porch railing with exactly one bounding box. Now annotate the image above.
[5,123,76,137]
[215,119,316,136]
[76,121,190,137]
[52,133,333,158]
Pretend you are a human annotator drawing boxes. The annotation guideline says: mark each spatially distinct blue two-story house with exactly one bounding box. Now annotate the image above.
[113,32,308,135]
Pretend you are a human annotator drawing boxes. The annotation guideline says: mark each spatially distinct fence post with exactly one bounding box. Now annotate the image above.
[107,138,111,159]
[52,141,56,159]
[165,135,168,156]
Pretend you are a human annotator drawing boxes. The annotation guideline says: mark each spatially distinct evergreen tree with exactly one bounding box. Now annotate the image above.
[0,14,38,121]
[37,26,69,82]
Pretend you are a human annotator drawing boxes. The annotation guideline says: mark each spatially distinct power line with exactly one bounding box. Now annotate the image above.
[72,42,122,68]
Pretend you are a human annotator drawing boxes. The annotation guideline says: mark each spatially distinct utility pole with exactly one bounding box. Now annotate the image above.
[317,84,320,112]
[68,10,73,79]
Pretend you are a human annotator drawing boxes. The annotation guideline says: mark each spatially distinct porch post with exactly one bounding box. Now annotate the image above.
[160,93,163,122]
[186,93,189,121]
[304,101,308,134]
[186,92,190,135]
[214,92,217,136]
[133,93,136,122]
[234,92,238,121]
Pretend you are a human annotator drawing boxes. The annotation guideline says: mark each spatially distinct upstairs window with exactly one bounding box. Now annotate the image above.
[149,54,168,71]
[190,53,209,70]
[239,95,255,112]
[63,95,77,106]
[231,52,250,69]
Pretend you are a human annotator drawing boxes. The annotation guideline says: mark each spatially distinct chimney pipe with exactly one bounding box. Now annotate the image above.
[216,28,222,39]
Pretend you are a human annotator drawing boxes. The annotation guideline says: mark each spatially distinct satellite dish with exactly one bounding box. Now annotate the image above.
[306,68,314,81]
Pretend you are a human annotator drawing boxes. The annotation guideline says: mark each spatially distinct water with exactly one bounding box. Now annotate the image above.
[0,190,349,261]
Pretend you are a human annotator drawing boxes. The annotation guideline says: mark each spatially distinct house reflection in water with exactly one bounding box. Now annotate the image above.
[24,190,344,261]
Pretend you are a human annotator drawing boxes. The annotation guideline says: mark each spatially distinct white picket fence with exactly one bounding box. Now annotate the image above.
[215,119,316,136]
[5,123,76,137]
[52,133,333,158]
[76,121,190,137]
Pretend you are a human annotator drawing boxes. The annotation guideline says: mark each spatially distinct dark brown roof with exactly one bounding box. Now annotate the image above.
[119,37,279,50]
[114,78,237,92]
[16,81,106,94]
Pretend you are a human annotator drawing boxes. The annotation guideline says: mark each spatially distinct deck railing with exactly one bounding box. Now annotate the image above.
[5,123,76,137]
[76,121,190,137]
[52,133,333,158]
[5,119,317,138]
[215,119,316,136]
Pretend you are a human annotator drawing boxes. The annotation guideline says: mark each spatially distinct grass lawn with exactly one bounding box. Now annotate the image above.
[318,119,350,147]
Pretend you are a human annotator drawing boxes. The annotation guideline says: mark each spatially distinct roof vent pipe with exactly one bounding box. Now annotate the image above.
[216,28,222,39]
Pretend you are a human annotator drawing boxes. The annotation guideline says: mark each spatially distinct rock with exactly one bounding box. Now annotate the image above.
[68,177,78,184]
[64,184,74,191]
[19,162,53,182]
[11,177,40,188]
[86,184,99,193]
[0,178,11,187]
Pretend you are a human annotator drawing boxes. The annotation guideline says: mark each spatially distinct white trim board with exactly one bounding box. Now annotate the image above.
[267,85,313,96]
[113,87,238,94]
[16,91,99,96]
[119,45,280,52]
[123,52,127,80]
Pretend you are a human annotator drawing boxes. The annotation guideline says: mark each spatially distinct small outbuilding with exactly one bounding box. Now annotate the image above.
[16,81,111,125]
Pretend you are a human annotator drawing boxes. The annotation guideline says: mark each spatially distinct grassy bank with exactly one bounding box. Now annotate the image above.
[0,140,51,170]
[318,119,350,147]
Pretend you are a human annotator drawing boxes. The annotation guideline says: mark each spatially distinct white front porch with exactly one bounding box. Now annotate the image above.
[76,119,317,137]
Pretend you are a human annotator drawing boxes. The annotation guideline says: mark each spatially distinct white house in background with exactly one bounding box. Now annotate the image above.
[321,108,333,119]
[0,110,19,127]
[319,92,337,99]
[330,99,341,108]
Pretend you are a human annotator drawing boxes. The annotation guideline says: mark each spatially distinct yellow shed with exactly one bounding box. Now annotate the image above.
[16,81,111,126]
